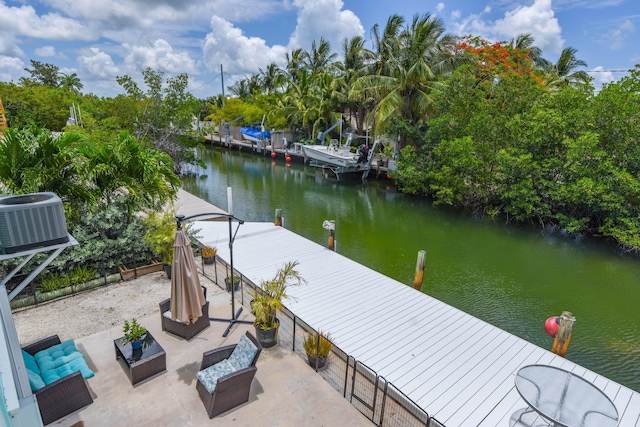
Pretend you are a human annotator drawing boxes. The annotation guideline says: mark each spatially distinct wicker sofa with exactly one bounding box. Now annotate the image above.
[159,286,210,340]
[21,335,94,425]
[196,331,262,418]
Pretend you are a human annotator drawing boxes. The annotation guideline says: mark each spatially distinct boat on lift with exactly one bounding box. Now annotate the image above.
[240,115,270,143]
[302,133,363,169]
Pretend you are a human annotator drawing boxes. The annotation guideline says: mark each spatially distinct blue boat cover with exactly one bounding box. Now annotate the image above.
[240,127,271,139]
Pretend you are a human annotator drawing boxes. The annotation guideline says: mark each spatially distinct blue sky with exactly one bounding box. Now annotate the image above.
[0,0,638,98]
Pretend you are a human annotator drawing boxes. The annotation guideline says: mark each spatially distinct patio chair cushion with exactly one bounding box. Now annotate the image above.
[227,334,258,370]
[34,340,81,368]
[162,310,184,324]
[21,350,40,374]
[26,368,46,392]
[196,359,236,394]
[40,357,94,385]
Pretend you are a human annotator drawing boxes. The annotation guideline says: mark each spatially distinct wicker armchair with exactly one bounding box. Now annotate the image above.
[159,286,210,340]
[22,335,94,426]
[196,331,262,418]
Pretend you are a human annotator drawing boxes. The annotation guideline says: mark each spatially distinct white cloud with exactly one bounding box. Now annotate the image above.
[78,48,121,79]
[0,34,24,57]
[451,10,461,20]
[0,2,97,41]
[123,39,199,74]
[436,3,445,13]
[0,55,25,82]
[288,0,364,52]
[599,19,635,50]
[453,0,564,54]
[35,46,57,57]
[589,65,615,89]
[203,15,287,76]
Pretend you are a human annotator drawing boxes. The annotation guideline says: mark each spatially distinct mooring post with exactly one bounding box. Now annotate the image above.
[413,250,426,290]
[322,220,336,251]
[275,209,282,227]
[551,311,575,357]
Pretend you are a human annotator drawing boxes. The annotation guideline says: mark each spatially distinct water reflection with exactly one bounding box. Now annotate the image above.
[182,147,640,391]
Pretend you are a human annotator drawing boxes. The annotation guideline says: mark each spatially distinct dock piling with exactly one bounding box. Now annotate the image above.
[275,209,282,227]
[551,311,575,357]
[413,250,426,290]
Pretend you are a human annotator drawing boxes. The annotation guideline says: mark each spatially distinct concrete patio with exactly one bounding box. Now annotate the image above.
[37,282,372,427]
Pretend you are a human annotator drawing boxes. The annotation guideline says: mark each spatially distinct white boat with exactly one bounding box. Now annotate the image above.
[302,134,366,169]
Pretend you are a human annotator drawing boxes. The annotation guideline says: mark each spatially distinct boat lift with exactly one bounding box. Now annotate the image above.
[222,115,244,146]
[308,139,381,181]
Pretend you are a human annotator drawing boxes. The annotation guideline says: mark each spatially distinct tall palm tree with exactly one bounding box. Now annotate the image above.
[259,63,286,95]
[335,36,375,135]
[510,33,550,69]
[351,13,458,147]
[545,47,590,90]
[302,38,338,75]
[285,48,305,83]
[60,72,83,94]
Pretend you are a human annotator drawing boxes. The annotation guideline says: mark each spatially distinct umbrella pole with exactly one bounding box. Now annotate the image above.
[176,212,252,337]
[208,215,252,337]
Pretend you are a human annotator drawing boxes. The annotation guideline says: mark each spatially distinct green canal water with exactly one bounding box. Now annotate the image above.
[182,147,640,392]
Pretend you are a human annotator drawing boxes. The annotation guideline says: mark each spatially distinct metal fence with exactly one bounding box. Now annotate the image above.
[202,256,446,427]
[3,250,160,310]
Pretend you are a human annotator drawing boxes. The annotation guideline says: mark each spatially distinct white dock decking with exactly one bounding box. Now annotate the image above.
[194,220,640,426]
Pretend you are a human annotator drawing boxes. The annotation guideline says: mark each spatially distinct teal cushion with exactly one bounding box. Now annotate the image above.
[40,357,94,385]
[227,334,258,370]
[34,340,79,370]
[26,369,45,392]
[21,350,40,375]
[196,359,236,394]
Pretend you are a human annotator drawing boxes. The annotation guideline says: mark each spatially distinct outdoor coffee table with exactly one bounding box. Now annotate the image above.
[114,331,166,385]
[514,364,618,427]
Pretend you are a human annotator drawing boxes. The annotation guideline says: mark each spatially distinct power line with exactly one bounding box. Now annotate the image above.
[585,69,632,73]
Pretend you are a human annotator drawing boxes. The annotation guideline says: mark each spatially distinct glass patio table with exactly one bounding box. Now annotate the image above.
[514,364,618,427]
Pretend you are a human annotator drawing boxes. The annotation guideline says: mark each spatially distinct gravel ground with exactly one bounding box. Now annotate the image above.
[12,271,174,346]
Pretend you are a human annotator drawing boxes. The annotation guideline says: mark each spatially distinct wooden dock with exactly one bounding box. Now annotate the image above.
[192,220,640,426]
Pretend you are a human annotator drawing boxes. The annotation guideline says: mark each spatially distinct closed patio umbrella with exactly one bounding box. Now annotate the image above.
[170,229,206,323]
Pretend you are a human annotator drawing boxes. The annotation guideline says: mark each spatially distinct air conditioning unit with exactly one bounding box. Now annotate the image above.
[0,192,69,254]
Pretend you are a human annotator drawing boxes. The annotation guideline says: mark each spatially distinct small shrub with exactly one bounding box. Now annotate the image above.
[70,265,97,284]
[37,272,69,293]
[303,331,333,359]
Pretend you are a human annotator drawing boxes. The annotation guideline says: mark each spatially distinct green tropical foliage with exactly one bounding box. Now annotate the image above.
[1,10,638,253]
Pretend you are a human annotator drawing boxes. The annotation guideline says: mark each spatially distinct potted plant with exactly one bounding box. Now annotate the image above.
[252,261,305,348]
[303,331,333,369]
[224,273,240,292]
[120,318,147,350]
[201,245,217,265]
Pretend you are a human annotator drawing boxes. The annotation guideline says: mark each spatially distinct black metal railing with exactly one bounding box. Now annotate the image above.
[3,250,159,310]
[203,255,446,427]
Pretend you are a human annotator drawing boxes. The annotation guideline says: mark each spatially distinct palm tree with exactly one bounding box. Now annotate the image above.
[259,63,286,95]
[545,47,590,90]
[302,38,338,75]
[510,33,550,69]
[351,13,458,147]
[60,73,83,94]
[335,36,375,135]
[285,48,305,83]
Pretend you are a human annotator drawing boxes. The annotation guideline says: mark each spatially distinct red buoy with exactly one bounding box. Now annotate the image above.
[285,156,291,162]
[544,316,560,337]
[271,152,276,158]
